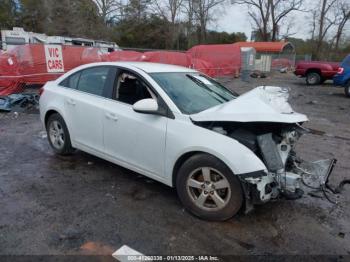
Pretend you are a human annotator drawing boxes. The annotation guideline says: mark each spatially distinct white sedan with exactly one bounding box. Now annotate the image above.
[39,62,335,221]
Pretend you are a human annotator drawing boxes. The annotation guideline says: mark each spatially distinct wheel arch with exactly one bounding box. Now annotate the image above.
[44,109,60,127]
[171,147,266,188]
[44,109,72,137]
[172,151,204,188]
[305,68,322,75]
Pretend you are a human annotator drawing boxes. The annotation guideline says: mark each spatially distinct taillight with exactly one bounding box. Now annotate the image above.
[337,67,344,74]
[39,87,44,96]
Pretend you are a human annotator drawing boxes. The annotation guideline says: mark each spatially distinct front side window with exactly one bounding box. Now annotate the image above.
[150,72,236,114]
[76,67,110,96]
[114,71,155,105]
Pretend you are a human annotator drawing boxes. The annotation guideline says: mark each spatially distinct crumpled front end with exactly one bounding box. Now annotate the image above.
[237,124,336,209]
[191,85,337,211]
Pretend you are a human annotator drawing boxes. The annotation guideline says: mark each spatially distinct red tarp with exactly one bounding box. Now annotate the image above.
[107,50,143,61]
[0,43,242,95]
[190,58,216,77]
[140,51,191,67]
[0,45,105,95]
[188,44,241,76]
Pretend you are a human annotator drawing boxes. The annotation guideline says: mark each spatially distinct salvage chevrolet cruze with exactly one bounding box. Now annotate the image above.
[39,62,335,221]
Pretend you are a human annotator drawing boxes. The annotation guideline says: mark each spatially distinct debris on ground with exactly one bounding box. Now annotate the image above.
[59,229,83,241]
[250,71,267,78]
[38,131,47,139]
[0,93,39,113]
[306,100,318,105]
[338,232,345,238]
[280,67,288,73]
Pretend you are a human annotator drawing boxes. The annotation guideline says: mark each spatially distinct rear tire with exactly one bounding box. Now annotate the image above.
[46,113,74,155]
[345,84,350,98]
[176,154,243,221]
[306,72,321,85]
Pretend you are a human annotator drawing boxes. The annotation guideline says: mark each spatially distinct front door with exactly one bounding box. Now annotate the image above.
[103,69,168,178]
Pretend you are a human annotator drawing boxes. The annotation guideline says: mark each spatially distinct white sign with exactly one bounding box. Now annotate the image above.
[44,45,64,73]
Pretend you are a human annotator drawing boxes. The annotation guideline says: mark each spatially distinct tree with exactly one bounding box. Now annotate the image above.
[0,0,18,29]
[206,31,247,44]
[332,0,350,52]
[193,0,226,43]
[41,0,106,39]
[113,14,169,48]
[314,0,337,58]
[124,0,152,21]
[238,0,271,41]
[20,0,48,33]
[153,0,184,48]
[183,0,196,47]
[94,0,123,25]
[238,0,304,41]
[270,0,303,40]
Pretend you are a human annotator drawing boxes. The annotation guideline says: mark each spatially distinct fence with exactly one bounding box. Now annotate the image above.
[1,43,299,95]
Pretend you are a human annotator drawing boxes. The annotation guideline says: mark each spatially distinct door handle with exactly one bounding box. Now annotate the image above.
[105,112,118,121]
[66,99,76,106]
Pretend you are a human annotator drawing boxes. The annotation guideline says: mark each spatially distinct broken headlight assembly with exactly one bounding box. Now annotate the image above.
[238,124,338,206]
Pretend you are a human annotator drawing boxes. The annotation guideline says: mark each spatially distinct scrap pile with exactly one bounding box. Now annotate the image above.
[0,93,39,112]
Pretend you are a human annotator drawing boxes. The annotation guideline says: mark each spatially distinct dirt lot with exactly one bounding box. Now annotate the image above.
[0,73,349,257]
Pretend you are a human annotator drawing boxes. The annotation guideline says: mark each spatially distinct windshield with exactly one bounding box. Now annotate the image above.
[150,72,236,114]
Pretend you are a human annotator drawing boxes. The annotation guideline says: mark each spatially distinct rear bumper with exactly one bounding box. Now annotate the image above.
[333,74,348,86]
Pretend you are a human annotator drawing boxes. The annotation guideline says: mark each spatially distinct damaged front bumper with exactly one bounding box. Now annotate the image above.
[237,127,337,210]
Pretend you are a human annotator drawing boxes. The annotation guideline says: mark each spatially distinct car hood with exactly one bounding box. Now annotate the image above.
[190,86,308,123]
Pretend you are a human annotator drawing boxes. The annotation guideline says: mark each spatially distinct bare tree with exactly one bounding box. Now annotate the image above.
[192,0,226,42]
[123,0,153,20]
[183,0,196,47]
[153,0,184,48]
[94,0,123,25]
[238,0,303,41]
[333,0,350,52]
[314,0,337,57]
[270,0,303,41]
[238,0,272,41]
[309,8,318,40]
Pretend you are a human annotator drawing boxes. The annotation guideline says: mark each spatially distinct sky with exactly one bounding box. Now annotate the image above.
[209,2,312,40]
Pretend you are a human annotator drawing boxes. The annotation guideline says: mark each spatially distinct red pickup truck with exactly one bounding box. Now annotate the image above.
[294,61,340,85]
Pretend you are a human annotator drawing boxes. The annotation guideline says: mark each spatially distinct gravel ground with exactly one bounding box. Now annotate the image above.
[0,73,349,257]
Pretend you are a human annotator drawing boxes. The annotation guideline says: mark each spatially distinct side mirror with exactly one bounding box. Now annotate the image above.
[132,98,159,114]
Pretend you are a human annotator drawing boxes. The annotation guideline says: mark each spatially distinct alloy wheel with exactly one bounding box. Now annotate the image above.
[49,120,65,150]
[186,167,231,211]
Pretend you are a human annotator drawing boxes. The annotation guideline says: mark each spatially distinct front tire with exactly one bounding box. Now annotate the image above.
[176,154,243,221]
[306,72,321,85]
[46,113,74,155]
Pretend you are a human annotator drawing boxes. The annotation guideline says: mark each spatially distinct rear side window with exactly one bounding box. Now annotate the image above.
[77,67,110,96]
[60,72,81,89]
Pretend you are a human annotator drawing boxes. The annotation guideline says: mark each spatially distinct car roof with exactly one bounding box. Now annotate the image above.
[94,61,198,73]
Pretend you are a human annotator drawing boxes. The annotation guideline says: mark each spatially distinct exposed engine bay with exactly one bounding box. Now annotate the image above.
[195,121,337,211]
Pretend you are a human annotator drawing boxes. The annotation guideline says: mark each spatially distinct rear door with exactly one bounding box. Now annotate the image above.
[61,66,115,153]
